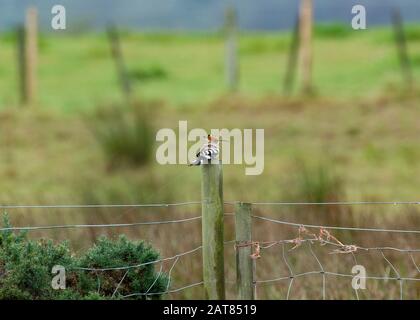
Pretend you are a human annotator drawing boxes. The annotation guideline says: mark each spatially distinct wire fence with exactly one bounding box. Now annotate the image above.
[0,202,207,299]
[0,200,419,299]
[247,201,420,300]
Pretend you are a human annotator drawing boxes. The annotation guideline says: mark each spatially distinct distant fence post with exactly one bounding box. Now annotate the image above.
[235,202,254,300]
[225,6,239,93]
[201,162,225,299]
[16,25,26,105]
[107,25,132,101]
[391,7,413,90]
[283,14,300,95]
[298,0,313,96]
[24,6,38,106]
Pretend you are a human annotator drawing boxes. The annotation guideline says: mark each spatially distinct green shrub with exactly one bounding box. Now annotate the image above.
[0,215,74,300]
[75,235,169,299]
[0,215,167,300]
[91,104,154,168]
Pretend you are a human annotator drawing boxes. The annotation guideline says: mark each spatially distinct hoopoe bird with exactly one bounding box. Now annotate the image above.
[189,134,221,166]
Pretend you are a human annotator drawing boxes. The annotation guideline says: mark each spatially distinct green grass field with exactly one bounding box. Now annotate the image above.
[0,24,420,299]
[2,24,420,111]
[0,24,419,204]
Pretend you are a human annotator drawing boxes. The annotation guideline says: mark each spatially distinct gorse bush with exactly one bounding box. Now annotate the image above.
[0,215,168,300]
[75,236,169,299]
[0,215,73,300]
[91,103,154,168]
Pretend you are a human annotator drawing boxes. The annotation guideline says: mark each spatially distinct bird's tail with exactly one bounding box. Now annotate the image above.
[188,159,202,166]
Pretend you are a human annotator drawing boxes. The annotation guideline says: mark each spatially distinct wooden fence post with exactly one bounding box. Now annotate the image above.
[391,7,413,90]
[235,202,254,300]
[16,25,27,105]
[225,6,239,92]
[201,162,225,299]
[107,25,132,100]
[24,6,38,106]
[283,15,300,95]
[299,0,313,96]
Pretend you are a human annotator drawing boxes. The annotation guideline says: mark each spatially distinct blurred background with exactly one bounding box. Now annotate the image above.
[2,0,420,30]
[0,0,419,299]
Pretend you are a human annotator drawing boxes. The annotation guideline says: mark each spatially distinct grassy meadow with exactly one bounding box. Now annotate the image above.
[2,24,420,109]
[0,24,420,299]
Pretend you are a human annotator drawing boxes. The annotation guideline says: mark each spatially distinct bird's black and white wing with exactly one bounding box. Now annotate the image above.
[189,143,219,166]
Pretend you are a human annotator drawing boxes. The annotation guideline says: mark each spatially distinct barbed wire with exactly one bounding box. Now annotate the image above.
[0,201,202,209]
[1,200,419,209]
[73,239,235,272]
[75,240,236,299]
[1,201,419,299]
[254,242,420,300]
[252,215,420,234]
[244,201,420,206]
[0,202,234,299]
[241,237,420,253]
[255,271,420,284]
[71,245,203,272]
[244,222,420,300]
[120,281,204,298]
[0,215,201,232]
